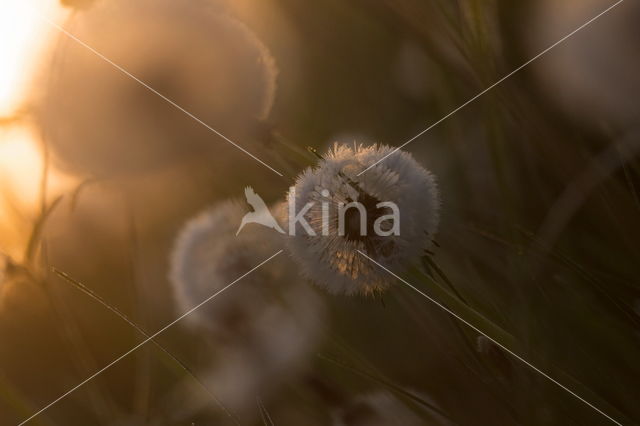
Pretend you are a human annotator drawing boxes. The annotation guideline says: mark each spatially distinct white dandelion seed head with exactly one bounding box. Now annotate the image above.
[286,143,440,296]
[169,201,326,415]
[169,199,287,336]
[333,391,441,426]
[38,0,278,175]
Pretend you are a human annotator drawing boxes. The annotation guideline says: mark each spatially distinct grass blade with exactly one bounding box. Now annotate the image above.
[51,267,239,425]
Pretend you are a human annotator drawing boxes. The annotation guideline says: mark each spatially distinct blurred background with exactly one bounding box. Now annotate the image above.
[1,0,639,424]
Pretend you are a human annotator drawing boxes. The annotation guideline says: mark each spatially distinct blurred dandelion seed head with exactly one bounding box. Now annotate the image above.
[286,143,440,296]
[39,0,279,175]
[169,199,287,336]
[169,199,326,415]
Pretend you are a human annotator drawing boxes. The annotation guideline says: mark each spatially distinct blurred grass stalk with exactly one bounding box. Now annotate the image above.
[408,266,632,424]
[51,267,240,425]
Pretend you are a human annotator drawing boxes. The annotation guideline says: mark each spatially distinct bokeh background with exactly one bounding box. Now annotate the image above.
[1,0,639,424]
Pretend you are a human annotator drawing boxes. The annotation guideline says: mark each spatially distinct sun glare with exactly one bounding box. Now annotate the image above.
[0,1,65,116]
[0,1,71,258]
[0,124,75,258]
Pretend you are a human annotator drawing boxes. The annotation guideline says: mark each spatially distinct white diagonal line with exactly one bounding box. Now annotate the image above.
[36,13,284,177]
[17,250,283,426]
[357,0,625,176]
[356,250,623,426]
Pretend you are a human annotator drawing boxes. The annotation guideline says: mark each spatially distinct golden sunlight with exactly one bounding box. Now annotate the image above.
[0,1,71,259]
[0,124,74,259]
[0,1,65,116]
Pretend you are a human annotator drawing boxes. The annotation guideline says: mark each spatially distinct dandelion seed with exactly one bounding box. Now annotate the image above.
[39,0,279,175]
[286,143,440,296]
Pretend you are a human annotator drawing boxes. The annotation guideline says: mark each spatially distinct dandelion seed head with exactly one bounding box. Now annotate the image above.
[169,199,325,414]
[287,143,440,296]
[169,199,286,336]
[39,0,279,175]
